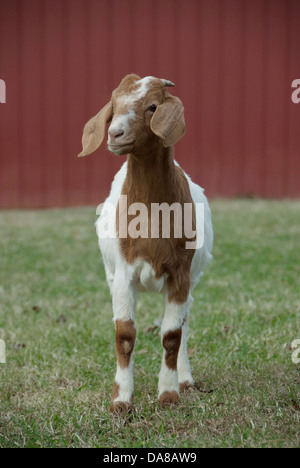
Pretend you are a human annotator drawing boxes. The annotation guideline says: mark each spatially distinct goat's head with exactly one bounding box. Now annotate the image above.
[78,74,186,157]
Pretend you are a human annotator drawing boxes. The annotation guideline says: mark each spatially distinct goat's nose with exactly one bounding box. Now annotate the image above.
[108,127,124,139]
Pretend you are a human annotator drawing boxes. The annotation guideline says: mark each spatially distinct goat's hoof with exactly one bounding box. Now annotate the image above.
[159,391,180,406]
[110,401,133,414]
[179,380,194,392]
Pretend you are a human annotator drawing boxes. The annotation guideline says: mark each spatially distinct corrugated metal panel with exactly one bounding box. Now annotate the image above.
[0,0,299,208]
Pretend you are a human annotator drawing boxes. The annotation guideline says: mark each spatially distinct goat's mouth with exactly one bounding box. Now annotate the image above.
[108,141,135,155]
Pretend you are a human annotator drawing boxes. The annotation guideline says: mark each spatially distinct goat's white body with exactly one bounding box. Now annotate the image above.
[96,160,213,306]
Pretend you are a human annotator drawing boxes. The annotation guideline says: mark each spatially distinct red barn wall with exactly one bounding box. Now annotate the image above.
[0,0,299,208]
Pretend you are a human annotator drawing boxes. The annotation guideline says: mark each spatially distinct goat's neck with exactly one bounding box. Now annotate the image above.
[125,146,177,204]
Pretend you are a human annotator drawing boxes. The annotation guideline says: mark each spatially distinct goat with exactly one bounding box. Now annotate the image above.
[78,74,213,412]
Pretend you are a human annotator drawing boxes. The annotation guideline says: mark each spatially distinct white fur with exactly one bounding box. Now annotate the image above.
[158,366,179,397]
[135,76,154,99]
[108,110,136,138]
[114,361,134,404]
[177,312,194,386]
[161,295,189,337]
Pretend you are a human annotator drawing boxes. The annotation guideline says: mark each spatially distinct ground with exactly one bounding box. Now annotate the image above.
[0,200,299,448]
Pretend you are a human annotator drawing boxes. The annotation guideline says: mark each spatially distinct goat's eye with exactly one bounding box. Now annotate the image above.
[148,104,157,112]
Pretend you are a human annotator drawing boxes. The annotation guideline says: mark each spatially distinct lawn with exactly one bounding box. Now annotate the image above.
[0,200,299,448]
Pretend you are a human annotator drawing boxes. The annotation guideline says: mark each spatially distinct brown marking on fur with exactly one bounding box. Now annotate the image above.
[179,381,193,392]
[163,328,182,370]
[115,319,136,369]
[159,390,180,406]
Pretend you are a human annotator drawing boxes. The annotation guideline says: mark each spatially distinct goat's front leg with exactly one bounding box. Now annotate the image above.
[158,297,188,405]
[110,270,137,412]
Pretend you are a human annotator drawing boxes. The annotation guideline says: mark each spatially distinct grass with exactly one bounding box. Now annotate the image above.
[0,199,299,448]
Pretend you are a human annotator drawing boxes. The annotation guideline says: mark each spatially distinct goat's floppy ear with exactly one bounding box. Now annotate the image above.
[150,95,186,147]
[78,101,113,157]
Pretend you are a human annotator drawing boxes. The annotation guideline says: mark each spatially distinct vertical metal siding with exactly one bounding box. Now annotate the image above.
[0,0,299,208]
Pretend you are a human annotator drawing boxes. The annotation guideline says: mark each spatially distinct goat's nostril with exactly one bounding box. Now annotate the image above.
[109,127,125,139]
[115,130,124,139]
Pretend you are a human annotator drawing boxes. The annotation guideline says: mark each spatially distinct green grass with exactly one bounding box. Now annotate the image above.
[0,200,299,448]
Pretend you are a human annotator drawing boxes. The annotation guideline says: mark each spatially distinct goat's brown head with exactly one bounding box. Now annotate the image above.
[78,74,186,158]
